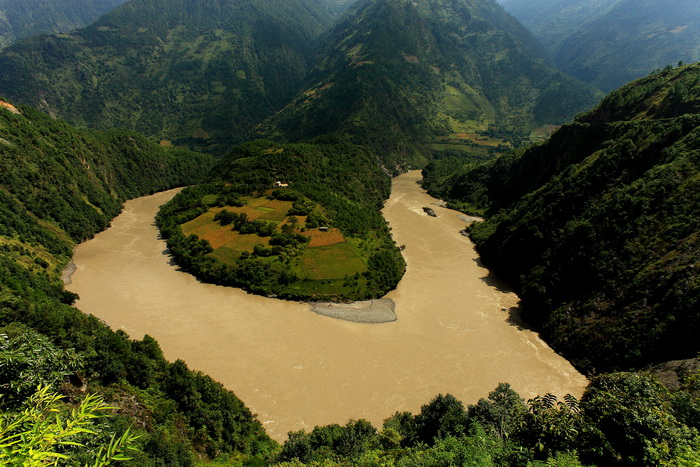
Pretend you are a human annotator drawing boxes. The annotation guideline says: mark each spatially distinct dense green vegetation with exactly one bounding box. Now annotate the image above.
[271,372,700,466]
[0,386,141,465]
[0,102,213,249]
[424,63,700,373]
[0,0,339,154]
[0,0,600,160]
[0,0,127,49]
[3,0,699,463]
[261,0,601,168]
[0,102,277,464]
[157,139,405,301]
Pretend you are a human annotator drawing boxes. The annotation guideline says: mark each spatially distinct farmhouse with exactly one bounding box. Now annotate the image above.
[319,226,329,232]
[275,180,289,187]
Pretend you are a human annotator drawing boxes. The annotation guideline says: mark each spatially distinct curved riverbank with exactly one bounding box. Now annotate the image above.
[67,172,587,441]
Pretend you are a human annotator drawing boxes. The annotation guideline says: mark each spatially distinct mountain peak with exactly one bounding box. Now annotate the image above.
[260,0,600,165]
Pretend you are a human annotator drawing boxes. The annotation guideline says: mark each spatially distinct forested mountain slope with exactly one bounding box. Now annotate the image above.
[324,0,360,15]
[496,0,620,51]
[0,0,127,49]
[0,102,278,463]
[553,0,700,92]
[0,100,213,248]
[499,0,700,92]
[0,0,336,154]
[261,0,601,169]
[0,0,600,163]
[424,63,700,372]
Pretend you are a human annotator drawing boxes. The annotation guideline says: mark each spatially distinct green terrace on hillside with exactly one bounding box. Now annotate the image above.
[430,123,560,157]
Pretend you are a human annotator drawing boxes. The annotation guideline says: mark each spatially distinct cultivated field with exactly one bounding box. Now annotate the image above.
[180,194,367,282]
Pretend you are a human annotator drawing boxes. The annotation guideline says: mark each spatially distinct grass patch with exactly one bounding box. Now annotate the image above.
[182,212,218,236]
[210,246,242,264]
[202,194,218,205]
[301,242,366,280]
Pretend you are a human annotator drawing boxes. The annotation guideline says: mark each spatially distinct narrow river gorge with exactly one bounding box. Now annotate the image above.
[67,171,588,441]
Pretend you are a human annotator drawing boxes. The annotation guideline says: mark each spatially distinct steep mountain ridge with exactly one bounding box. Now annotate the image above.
[0,0,336,154]
[0,100,214,249]
[261,0,601,168]
[0,0,127,49]
[0,0,600,162]
[500,0,700,92]
[497,0,620,50]
[553,0,700,92]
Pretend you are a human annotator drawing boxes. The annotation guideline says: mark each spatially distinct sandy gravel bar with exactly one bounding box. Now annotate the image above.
[61,260,77,285]
[457,214,482,224]
[310,299,397,323]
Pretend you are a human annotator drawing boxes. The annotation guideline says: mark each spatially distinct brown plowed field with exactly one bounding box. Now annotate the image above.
[301,228,346,247]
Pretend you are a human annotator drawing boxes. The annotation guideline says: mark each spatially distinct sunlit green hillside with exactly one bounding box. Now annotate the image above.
[261,0,601,167]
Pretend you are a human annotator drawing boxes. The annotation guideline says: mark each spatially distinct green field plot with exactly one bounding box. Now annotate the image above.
[214,233,269,258]
[257,200,293,221]
[301,243,366,280]
[210,246,242,264]
[244,196,272,208]
[182,212,218,236]
[201,194,218,205]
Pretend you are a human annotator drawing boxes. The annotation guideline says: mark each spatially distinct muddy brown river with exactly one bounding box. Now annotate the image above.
[67,171,587,441]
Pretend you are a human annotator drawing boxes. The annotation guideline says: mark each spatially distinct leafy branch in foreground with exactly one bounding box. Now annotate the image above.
[0,386,140,466]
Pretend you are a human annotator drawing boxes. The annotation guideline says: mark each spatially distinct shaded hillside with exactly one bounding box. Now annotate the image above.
[496,0,620,52]
[553,0,700,91]
[0,0,127,49]
[260,0,601,169]
[425,63,700,372]
[0,101,213,248]
[0,0,336,154]
[325,0,360,15]
[498,0,700,92]
[0,102,278,463]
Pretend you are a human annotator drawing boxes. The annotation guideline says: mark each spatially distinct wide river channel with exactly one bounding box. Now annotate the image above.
[67,170,587,441]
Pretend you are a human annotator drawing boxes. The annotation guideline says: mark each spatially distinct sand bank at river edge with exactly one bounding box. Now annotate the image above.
[309,299,396,323]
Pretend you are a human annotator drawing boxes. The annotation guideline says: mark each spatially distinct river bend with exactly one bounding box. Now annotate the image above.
[67,171,587,441]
